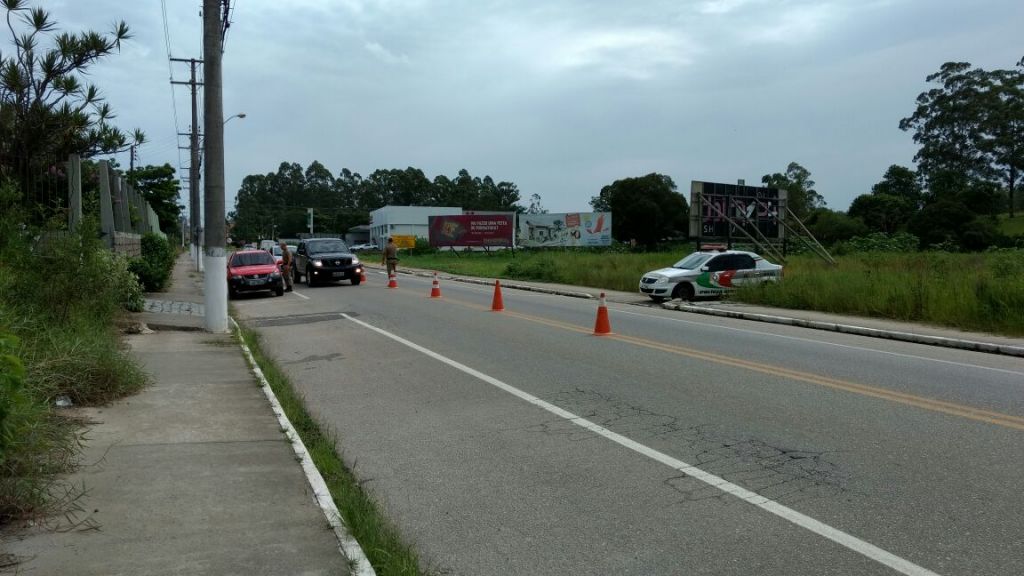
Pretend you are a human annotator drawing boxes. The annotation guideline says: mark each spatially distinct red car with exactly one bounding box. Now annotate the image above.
[227,250,285,299]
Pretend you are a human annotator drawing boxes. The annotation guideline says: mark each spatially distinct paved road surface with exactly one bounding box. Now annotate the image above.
[233,271,1024,576]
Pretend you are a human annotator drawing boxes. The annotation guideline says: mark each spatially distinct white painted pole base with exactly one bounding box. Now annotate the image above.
[204,252,229,333]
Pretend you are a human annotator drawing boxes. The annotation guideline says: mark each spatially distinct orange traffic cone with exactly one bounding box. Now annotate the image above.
[387,272,398,289]
[359,270,367,283]
[593,292,612,335]
[430,272,442,298]
[491,280,504,311]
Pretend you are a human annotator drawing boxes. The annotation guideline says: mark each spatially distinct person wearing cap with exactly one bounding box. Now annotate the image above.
[382,237,399,276]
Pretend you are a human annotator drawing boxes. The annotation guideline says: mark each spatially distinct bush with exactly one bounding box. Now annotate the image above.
[129,232,175,291]
[406,237,437,257]
[833,232,920,254]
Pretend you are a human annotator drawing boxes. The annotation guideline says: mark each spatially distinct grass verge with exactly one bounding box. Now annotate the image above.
[235,324,426,576]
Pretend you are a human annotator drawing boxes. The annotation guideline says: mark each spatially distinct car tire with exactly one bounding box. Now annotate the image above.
[275,283,285,297]
[306,267,315,287]
[228,287,237,300]
[292,267,301,284]
[351,275,361,286]
[673,283,695,301]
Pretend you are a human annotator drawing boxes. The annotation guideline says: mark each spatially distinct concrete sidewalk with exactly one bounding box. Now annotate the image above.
[2,253,353,575]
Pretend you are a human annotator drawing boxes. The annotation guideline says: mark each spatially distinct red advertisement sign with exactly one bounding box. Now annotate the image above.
[428,215,514,247]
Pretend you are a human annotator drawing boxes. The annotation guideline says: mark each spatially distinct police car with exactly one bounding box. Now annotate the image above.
[639,249,782,302]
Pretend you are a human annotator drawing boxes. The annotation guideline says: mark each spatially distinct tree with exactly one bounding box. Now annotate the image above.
[0,1,144,208]
[907,199,1003,251]
[130,164,180,235]
[900,61,1024,218]
[761,162,825,220]
[848,165,923,233]
[525,193,547,214]
[589,173,687,248]
[804,208,868,245]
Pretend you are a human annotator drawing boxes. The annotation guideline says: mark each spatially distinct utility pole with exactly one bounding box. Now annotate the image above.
[203,0,228,333]
[171,57,204,271]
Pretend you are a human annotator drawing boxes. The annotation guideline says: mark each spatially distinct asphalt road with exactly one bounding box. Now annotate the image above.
[233,271,1024,576]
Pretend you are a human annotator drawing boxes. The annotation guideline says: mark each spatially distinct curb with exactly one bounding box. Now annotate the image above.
[378,265,1024,358]
[230,317,377,576]
[660,302,1024,358]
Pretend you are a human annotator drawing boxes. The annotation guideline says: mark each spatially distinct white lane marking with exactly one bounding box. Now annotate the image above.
[290,290,311,300]
[611,307,1024,377]
[343,313,943,576]
[231,317,375,576]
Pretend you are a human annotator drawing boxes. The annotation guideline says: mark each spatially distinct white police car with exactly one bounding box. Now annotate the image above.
[639,249,782,302]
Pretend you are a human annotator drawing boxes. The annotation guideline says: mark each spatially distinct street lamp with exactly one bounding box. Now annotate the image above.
[224,112,246,125]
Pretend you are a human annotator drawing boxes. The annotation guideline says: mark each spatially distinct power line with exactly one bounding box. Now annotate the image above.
[160,0,186,180]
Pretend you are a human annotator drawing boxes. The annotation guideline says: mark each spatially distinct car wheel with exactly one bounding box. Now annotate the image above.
[351,275,361,286]
[275,283,285,297]
[673,283,695,301]
[228,287,237,300]
[293,267,301,283]
[306,267,315,287]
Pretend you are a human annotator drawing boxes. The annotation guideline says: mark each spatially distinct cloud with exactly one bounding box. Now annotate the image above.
[364,41,411,65]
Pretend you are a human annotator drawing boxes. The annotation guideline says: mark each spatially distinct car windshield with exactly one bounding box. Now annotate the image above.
[308,240,349,254]
[672,253,713,270]
[232,252,275,266]
[270,246,282,256]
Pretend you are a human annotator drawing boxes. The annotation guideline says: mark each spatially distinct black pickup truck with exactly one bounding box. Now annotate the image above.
[293,238,364,286]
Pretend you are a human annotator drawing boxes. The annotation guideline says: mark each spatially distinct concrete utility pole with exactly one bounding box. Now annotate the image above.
[171,57,203,271]
[203,0,228,333]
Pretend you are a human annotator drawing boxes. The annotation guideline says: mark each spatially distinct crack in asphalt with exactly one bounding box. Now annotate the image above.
[536,389,849,505]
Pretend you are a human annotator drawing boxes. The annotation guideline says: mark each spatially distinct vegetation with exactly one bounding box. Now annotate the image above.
[230,162,522,242]
[129,164,183,239]
[734,251,1024,336]
[128,232,176,292]
[236,326,426,576]
[0,207,148,522]
[0,0,144,224]
[589,173,688,248]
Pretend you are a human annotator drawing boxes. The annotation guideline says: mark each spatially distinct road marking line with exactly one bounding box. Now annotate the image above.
[612,308,1024,377]
[432,296,1024,431]
[342,313,942,576]
[290,290,310,300]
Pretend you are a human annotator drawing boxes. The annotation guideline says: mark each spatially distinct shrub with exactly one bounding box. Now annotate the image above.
[129,232,175,291]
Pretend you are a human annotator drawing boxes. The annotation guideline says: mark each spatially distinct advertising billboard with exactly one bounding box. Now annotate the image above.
[428,214,514,247]
[516,212,612,247]
[690,181,786,240]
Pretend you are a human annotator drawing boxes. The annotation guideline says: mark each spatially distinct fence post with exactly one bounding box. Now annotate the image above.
[66,154,82,231]
[98,161,116,249]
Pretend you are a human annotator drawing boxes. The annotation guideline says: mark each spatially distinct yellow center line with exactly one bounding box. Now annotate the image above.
[421,292,1024,431]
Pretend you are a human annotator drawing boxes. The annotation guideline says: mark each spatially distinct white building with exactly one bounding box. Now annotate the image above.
[368,205,462,246]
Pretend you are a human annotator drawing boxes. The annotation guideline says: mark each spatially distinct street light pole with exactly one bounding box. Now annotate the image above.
[203,0,228,333]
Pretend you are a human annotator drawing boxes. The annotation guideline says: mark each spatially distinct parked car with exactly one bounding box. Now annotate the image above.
[227,249,285,298]
[269,244,296,266]
[639,249,782,302]
[293,238,364,286]
[350,243,378,252]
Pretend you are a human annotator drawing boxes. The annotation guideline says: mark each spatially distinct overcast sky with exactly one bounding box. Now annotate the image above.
[49,0,1023,214]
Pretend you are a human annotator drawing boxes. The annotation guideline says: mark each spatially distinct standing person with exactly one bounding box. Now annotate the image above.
[382,237,399,276]
[278,240,294,292]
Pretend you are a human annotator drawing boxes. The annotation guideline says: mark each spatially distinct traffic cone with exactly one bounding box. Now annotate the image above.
[430,272,442,298]
[387,272,398,289]
[491,280,504,311]
[359,269,367,283]
[593,292,612,335]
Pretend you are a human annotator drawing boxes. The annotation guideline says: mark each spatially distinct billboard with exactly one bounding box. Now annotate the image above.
[690,181,786,240]
[428,214,514,247]
[391,235,417,249]
[516,212,612,247]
